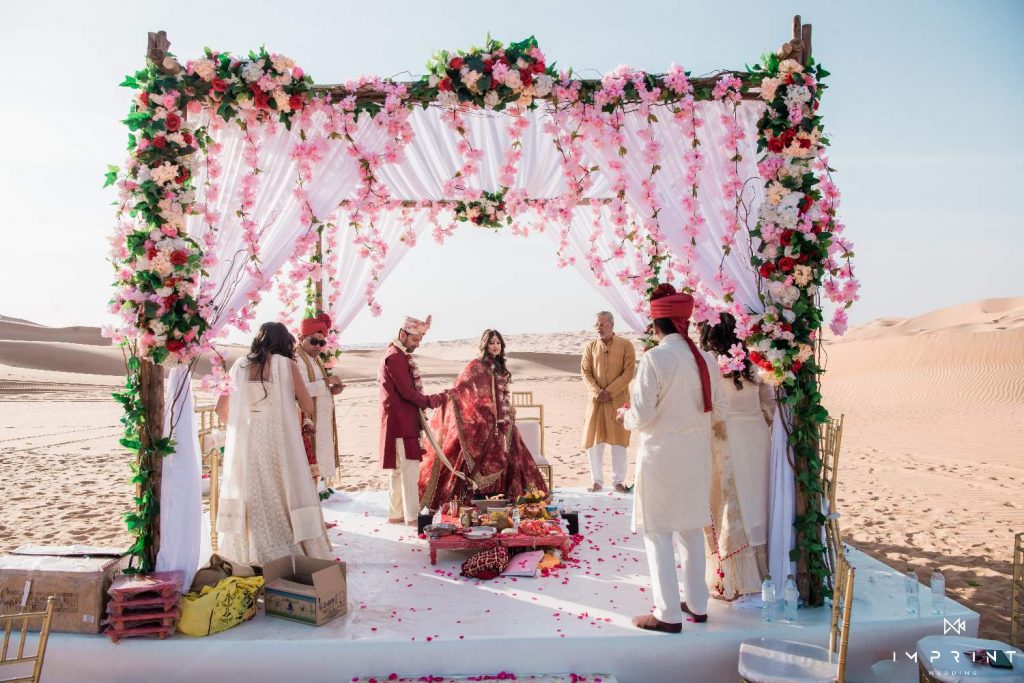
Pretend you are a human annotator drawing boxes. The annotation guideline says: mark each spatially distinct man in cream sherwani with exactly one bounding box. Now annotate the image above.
[619,287,728,633]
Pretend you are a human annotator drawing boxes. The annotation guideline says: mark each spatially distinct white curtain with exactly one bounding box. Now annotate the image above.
[157,112,369,584]
[570,101,794,580]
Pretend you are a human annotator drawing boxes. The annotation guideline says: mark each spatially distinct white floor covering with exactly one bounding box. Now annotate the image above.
[38,489,978,683]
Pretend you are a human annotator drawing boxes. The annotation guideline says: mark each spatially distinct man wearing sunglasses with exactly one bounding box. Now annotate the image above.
[298,313,344,491]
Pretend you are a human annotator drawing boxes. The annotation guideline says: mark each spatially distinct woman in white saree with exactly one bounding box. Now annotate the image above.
[699,314,774,599]
[215,322,331,565]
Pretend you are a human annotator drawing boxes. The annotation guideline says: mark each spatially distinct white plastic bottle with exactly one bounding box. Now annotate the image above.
[905,570,919,615]
[783,574,799,622]
[930,570,945,616]
[761,575,776,623]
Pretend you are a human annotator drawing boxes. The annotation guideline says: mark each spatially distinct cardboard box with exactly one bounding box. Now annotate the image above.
[0,545,124,634]
[261,556,347,626]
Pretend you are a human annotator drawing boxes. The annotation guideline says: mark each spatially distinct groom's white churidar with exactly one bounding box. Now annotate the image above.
[622,289,728,631]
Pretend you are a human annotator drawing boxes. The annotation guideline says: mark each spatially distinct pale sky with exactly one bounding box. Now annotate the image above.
[1,1,1021,344]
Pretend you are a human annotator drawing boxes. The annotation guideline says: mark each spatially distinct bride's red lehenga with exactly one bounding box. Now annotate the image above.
[418,357,548,510]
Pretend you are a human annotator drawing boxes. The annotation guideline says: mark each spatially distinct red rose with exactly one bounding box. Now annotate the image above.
[520,70,533,87]
[811,222,823,234]
[778,256,796,273]
[170,250,189,266]
[166,339,186,353]
[153,136,167,149]
[780,229,794,246]
[800,195,814,212]
[785,73,794,84]
[181,131,193,146]
[748,351,763,364]
[531,61,546,74]
[758,262,776,278]
[164,294,178,307]
[791,360,803,372]
[781,129,796,144]
[175,167,190,184]
[437,78,452,92]
[146,247,157,259]
[798,137,812,149]
[139,92,150,106]
[780,322,792,332]
[767,137,784,153]
[211,77,228,93]
[449,57,464,70]
[253,90,270,109]
[289,94,303,111]
[482,59,493,74]
[798,252,811,264]
[164,113,181,132]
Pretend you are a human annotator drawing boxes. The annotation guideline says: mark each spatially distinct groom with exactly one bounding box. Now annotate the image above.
[379,315,448,525]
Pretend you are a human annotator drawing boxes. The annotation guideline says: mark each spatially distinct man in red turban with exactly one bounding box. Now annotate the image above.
[297,313,344,490]
[617,284,728,632]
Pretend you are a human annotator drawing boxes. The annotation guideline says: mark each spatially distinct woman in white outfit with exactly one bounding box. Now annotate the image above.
[215,322,332,565]
[699,314,774,599]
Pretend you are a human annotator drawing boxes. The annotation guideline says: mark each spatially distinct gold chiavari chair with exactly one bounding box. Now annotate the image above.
[0,596,54,683]
[196,404,226,552]
[1013,531,1023,649]
[820,414,845,587]
[511,391,553,493]
[738,562,856,683]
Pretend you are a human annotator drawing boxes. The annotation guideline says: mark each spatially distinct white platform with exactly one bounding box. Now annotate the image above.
[39,490,977,683]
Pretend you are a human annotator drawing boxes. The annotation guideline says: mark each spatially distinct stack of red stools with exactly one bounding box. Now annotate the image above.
[104,571,182,642]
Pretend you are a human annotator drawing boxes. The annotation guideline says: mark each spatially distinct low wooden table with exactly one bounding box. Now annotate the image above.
[428,531,571,566]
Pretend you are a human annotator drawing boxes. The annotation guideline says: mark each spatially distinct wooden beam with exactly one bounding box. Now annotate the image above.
[314,228,323,313]
[139,359,165,571]
[147,30,181,75]
[801,23,813,65]
[310,73,762,104]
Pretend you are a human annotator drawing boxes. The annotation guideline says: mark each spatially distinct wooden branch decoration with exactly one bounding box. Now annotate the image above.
[801,23,813,65]
[147,30,182,75]
[777,15,806,65]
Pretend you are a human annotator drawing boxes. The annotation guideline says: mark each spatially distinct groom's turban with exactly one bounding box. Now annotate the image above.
[402,315,432,337]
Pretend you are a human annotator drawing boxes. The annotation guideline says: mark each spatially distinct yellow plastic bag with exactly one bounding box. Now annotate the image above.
[178,575,264,636]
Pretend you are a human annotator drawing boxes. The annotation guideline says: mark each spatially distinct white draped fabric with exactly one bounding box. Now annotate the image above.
[154,100,794,586]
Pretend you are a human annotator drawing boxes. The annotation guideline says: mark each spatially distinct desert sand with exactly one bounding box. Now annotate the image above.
[1,298,1022,640]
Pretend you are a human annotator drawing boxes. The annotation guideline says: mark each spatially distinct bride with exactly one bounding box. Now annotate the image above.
[418,329,548,510]
[215,322,331,565]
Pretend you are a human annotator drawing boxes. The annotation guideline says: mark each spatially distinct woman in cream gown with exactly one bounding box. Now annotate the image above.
[699,314,774,599]
[215,322,331,565]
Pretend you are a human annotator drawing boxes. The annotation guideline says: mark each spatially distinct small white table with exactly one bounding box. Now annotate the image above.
[916,635,1022,682]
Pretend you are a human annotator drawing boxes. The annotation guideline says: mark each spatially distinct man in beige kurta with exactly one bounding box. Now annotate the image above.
[581,311,636,492]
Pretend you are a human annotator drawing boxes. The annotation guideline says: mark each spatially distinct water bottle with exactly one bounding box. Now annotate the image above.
[930,570,945,616]
[783,574,799,622]
[905,570,919,615]
[761,575,776,623]
[432,509,443,526]
[512,507,521,533]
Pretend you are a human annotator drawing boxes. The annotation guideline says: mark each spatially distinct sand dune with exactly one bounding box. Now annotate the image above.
[832,296,1024,342]
[1,302,1022,641]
